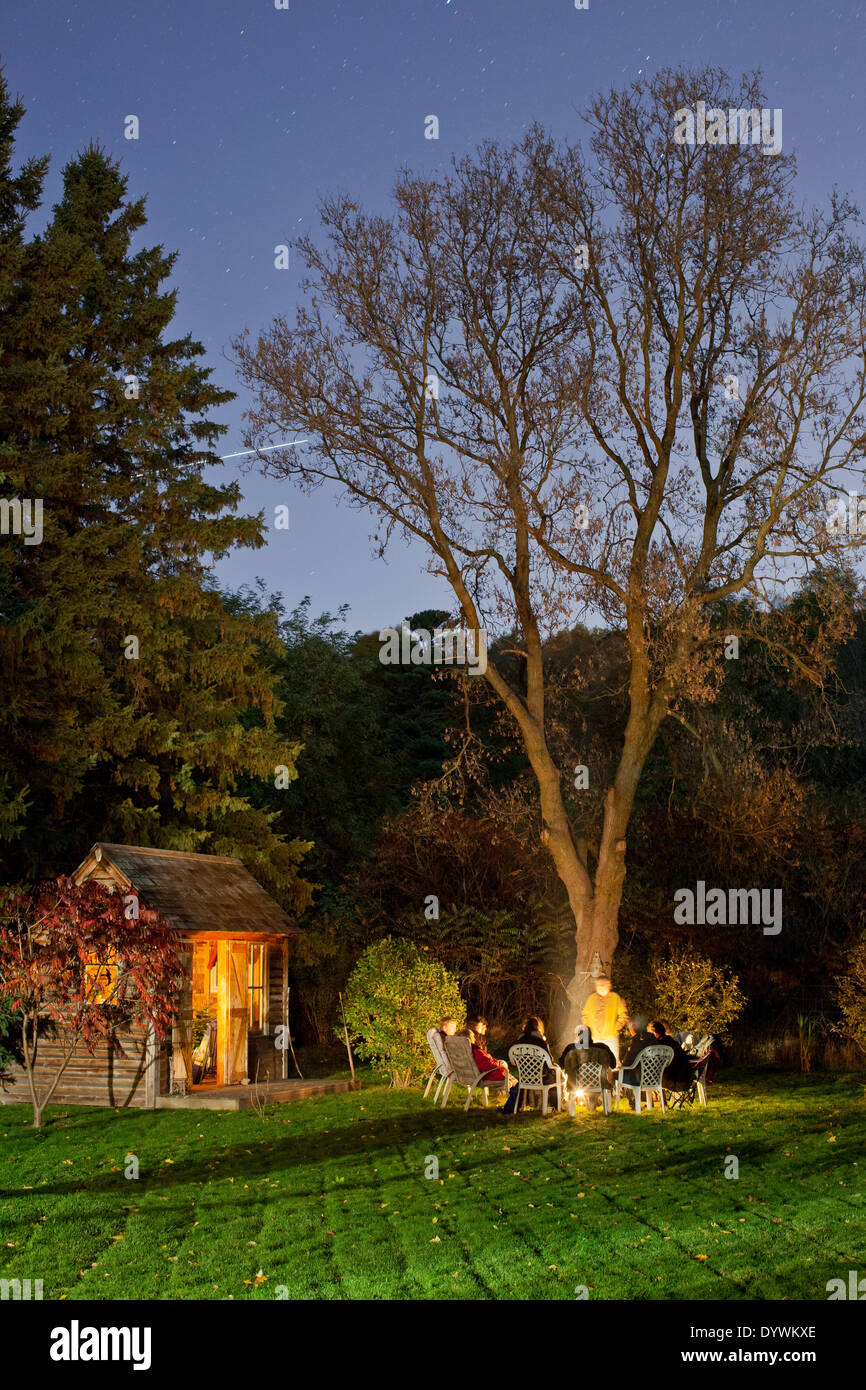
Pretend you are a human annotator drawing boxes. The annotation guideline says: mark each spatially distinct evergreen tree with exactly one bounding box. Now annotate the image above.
[0,89,310,906]
[0,66,50,844]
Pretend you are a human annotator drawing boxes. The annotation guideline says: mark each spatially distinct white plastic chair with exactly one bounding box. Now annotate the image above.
[508,1043,562,1116]
[566,1059,612,1117]
[615,1045,673,1114]
[693,1054,710,1107]
[440,1033,508,1110]
[423,1026,452,1102]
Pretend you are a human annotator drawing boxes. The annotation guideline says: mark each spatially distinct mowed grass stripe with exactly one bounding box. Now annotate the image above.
[2,1070,864,1301]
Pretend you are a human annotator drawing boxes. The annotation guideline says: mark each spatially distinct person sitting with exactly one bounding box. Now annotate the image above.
[559,1026,615,1110]
[503,1015,558,1113]
[559,1025,615,1073]
[512,1015,556,1072]
[615,1018,650,1072]
[437,1016,458,1043]
[689,1032,724,1084]
[611,1018,652,1106]
[463,1015,509,1085]
[647,1018,695,1091]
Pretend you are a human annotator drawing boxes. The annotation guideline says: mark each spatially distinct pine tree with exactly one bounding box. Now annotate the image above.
[0,88,311,909]
[0,66,50,844]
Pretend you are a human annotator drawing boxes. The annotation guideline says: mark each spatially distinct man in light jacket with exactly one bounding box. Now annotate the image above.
[581,976,629,1065]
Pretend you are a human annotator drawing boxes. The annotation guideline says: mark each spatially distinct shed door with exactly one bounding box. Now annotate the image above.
[218,942,249,1085]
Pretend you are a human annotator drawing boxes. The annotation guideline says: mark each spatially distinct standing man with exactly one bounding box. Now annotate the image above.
[581,976,629,1065]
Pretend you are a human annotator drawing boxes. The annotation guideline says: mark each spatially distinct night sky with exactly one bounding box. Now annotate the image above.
[3,0,865,630]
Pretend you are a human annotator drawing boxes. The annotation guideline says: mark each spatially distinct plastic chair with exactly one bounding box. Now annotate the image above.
[440,1034,508,1110]
[508,1043,563,1116]
[615,1045,673,1114]
[423,1027,452,1102]
[566,1059,612,1116]
[694,1055,710,1107]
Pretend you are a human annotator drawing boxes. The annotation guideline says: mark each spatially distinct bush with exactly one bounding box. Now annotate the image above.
[344,936,464,1087]
[0,996,18,1086]
[652,950,746,1039]
[837,938,866,1054]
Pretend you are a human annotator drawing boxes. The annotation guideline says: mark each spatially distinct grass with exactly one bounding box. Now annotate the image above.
[1,1069,864,1301]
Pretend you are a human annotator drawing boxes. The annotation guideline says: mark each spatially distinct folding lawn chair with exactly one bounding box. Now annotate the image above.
[440,1034,508,1110]
[423,1026,452,1103]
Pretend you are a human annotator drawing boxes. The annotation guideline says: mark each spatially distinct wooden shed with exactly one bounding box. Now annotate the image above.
[3,843,298,1110]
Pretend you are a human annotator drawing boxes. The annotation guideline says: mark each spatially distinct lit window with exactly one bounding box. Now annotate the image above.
[248,945,268,1032]
[85,948,119,1004]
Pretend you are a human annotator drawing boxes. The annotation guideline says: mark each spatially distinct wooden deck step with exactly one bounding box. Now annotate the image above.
[154,1078,361,1110]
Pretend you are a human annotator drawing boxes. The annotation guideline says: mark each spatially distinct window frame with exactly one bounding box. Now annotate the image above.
[248,944,269,1035]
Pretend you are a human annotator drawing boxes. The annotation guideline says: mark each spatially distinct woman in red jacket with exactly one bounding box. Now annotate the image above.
[464,1015,510,1083]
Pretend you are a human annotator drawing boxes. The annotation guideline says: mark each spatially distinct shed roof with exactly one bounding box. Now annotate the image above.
[74,843,296,937]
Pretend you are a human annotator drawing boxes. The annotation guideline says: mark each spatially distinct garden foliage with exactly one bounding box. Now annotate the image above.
[343,936,464,1087]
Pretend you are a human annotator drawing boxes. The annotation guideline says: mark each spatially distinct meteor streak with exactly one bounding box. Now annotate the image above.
[220,439,308,460]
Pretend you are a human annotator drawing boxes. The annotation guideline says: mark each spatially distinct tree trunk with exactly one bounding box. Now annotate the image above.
[21,1011,83,1129]
[487,632,664,1052]
[558,712,663,1045]
[21,1014,44,1129]
[519,726,594,1047]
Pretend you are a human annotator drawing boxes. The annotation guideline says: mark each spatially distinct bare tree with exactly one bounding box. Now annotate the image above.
[234,67,866,1039]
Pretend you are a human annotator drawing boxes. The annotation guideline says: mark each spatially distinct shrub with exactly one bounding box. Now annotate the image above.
[652,950,746,1039]
[343,936,464,1087]
[836,938,866,1054]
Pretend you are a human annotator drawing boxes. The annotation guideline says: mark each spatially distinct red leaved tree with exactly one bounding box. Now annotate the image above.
[0,876,184,1127]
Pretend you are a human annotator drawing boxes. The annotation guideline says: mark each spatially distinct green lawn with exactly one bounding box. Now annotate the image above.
[1,1070,863,1300]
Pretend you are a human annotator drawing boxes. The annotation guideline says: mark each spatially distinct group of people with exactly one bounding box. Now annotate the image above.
[434,974,715,1113]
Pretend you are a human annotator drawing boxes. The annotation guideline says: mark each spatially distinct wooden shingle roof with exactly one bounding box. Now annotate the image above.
[74,843,295,936]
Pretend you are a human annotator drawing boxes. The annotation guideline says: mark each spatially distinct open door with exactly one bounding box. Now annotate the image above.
[217,941,249,1084]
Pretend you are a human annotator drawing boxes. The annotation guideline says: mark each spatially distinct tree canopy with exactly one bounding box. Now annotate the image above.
[235,66,866,1035]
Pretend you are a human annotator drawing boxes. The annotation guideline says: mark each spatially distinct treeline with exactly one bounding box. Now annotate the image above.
[275,589,866,1051]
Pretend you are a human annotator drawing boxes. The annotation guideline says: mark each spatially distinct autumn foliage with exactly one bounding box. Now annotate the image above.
[0,876,184,1126]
